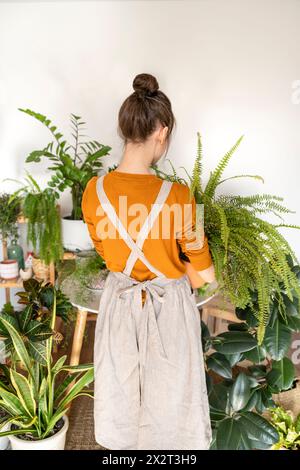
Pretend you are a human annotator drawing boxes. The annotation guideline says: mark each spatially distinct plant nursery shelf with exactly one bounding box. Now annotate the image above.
[0,277,23,288]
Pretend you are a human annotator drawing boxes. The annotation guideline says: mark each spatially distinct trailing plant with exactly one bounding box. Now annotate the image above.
[9,173,63,264]
[269,406,300,450]
[153,133,300,342]
[0,279,73,363]
[0,193,22,241]
[0,285,94,441]
[19,109,111,220]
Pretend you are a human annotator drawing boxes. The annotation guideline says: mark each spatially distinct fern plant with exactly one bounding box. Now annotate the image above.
[19,109,111,220]
[154,134,300,343]
[9,173,63,264]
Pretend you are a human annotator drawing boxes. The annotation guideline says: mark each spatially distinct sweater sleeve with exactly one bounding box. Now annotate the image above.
[176,186,213,271]
[81,177,105,258]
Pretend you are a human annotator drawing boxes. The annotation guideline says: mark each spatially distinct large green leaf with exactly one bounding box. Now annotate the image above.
[238,412,279,448]
[243,345,267,363]
[0,317,32,375]
[266,358,295,391]
[229,373,251,412]
[213,331,257,354]
[216,417,252,450]
[263,319,291,360]
[55,368,94,414]
[0,388,28,416]
[209,382,230,413]
[18,305,33,331]
[205,353,232,379]
[28,341,47,366]
[10,369,36,417]
[51,355,67,375]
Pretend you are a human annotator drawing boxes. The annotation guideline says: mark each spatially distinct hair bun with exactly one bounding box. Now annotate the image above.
[133,73,159,97]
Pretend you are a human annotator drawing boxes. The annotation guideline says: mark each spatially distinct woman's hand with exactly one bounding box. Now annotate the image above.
[184,261,216,289]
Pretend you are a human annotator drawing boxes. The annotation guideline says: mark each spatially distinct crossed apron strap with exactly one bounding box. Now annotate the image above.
[96,174,173,278]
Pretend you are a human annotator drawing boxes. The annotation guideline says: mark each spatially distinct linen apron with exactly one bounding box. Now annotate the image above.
[93,175,212,450]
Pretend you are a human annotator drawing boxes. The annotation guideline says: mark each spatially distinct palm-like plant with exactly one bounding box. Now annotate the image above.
[19,109,111,220]
[0,287,93,440]
[154,133,300,342]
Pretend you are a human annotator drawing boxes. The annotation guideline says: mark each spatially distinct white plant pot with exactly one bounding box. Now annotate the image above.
[61,217,93,252]
[0,260,19,280]
[9,415,69,451]
[0,422,10,450]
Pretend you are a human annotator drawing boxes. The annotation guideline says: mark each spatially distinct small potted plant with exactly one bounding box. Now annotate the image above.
[19,109,111,251]
[0,281,93,450]
[0,193,22,281]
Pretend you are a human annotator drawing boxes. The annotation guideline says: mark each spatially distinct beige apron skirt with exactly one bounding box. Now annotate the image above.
[93,175,212,450]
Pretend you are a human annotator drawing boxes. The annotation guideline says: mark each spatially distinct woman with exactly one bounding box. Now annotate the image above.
[81,73,216,450]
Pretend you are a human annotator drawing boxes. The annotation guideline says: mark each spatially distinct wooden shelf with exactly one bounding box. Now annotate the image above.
[0,277,23,289]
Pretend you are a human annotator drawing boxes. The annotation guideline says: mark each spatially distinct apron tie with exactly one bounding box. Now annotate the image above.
[116,280,168,400]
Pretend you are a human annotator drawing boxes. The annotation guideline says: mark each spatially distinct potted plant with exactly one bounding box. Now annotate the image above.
[0,281,93,450]
[9,173,63,281]
[200,257,300,450]
[19,109,111,251]
[0,193,22,281]
[0,193,21,242]
[0,279,73,363]
[154,133,300,343]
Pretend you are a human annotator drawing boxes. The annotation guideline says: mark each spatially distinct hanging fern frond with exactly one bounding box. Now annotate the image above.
[218,174,265,186]
[205,135,244,199]
[190,131,203,200]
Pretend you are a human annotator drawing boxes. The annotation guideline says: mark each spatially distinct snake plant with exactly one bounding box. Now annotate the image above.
[0,286,93,440]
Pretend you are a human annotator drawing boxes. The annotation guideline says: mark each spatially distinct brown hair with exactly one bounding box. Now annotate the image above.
[118,73,176,148]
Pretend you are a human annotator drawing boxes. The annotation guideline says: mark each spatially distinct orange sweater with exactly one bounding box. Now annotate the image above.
[81,171,213,282]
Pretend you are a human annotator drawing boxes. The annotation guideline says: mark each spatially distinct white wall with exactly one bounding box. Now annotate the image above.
[1,0,300,306]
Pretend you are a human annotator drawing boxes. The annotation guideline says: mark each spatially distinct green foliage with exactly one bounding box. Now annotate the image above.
[269,406,300,450]
[19,109,111,220]
[16,278,73,323]
[0,279,73,364]
[209,377,279,450]
[0,284,93,441]
[156,133,300,342]
[10,173,63,264]
[0,193,22,241]
[203,271,300,450]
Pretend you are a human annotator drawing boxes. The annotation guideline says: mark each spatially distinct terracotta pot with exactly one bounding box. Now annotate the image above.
[32,256,50,282]
[0,260,19,280]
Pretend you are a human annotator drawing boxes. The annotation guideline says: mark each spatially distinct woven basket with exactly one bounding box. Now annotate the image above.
[32,256,50,282]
